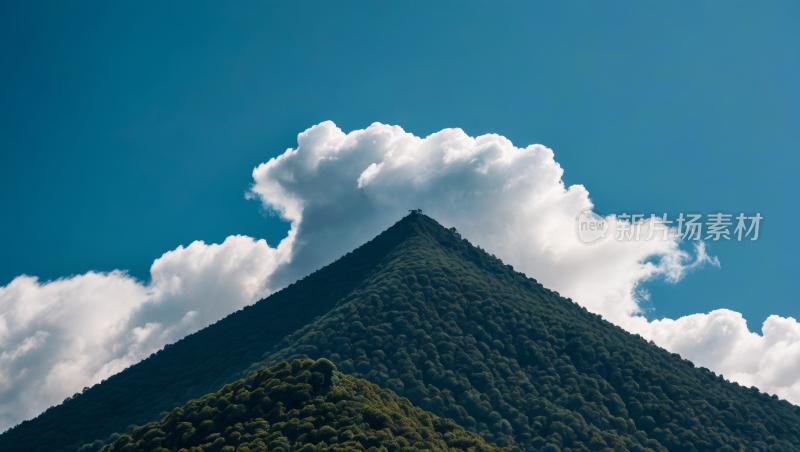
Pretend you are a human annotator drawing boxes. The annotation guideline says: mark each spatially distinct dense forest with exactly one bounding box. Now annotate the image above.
[88,358,502,452]
[2,213,799,452]
[0,216,422,452]
[241,214,800,452]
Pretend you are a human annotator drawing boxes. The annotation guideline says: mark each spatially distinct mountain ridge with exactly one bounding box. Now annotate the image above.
[3,213,799,452]
[0,215,431,451]
[237,214,800,451]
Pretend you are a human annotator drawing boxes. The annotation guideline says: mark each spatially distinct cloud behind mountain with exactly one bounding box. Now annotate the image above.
[1,121,797,433]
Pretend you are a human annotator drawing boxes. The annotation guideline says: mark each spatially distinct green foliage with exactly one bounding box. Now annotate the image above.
[244,214,800,452]
[0,217,421,452]
[98,358,504,452]
[3,213,799,452]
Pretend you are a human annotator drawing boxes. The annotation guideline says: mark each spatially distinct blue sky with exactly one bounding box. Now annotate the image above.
[1,0,798,331]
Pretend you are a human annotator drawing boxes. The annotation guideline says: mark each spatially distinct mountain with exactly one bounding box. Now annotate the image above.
[88,358,503,452]
[238,214,800,452]
[3,213,799,452]
[0,216,423,451]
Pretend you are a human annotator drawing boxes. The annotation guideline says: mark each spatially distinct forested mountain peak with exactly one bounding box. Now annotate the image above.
[243,214,800,452]
[3,213,799,452]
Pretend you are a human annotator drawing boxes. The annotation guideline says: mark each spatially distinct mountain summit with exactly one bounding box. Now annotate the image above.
[3,213,799,452]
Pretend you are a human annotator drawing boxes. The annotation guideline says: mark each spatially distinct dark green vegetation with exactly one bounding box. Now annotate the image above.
[241,215,800,452]
[0,217,422,452]
[3,213,799,452]
[92,358,502,452]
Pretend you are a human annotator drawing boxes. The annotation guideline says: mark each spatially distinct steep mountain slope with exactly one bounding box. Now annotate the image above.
[244,214,800,452]
[0,217,425,452]
[89,358,503,452]
[4,213,799,452]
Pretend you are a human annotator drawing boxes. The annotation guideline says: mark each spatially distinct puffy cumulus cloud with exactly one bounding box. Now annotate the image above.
[630,310,800,404]
[0,233,293,432]
[250,120,800,404]
[249,121,709,323]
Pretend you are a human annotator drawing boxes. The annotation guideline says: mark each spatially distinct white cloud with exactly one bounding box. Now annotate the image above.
[249,120,800,405]
[0,234,293,433]
[629,311,800,404]
[249,121,712,324]
[1,120,796,433]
